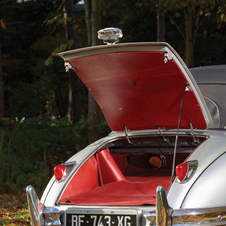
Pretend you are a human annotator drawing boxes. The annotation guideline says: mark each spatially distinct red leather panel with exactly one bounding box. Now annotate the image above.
[59,155,99,203]
[112,153,128,173]
[96,148,125,185]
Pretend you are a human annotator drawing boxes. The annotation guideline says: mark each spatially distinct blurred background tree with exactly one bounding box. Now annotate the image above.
[1,0,52,119]
[84,0,103,143]
[140,0,220,67]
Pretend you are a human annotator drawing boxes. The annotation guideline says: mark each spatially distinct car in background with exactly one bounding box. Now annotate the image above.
[26,28,226,226]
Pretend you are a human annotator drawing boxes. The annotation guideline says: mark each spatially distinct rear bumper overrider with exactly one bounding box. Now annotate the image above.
[144,186,226,226]
[26,185,61,226]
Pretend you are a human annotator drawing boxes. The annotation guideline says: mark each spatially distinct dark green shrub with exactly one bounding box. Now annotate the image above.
[0,116,88,193]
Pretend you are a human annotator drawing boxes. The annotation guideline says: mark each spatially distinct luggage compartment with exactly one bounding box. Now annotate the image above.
[59,134,206,206]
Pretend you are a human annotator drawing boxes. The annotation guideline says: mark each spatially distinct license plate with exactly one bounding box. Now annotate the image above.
[66,213,137,226]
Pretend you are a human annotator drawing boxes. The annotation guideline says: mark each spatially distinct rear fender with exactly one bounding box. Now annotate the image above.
[144,186,226,226]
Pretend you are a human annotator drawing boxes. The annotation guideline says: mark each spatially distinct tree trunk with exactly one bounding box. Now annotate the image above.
[0,131,3,189]
[64,0,81,123]
[157,12,165,42]
[184,6,194,68]
[68,70,81,123]
[0,40,4,120]
[84,0,92,46]
[87,92,103,142]
[91,0,101,46]
[84,0,103,143]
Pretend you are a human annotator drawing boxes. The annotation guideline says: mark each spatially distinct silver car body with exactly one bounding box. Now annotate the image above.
[26,41,226,226]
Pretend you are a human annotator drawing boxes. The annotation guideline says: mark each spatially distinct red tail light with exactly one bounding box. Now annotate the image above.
[54,162,75,182]
[54,164,66,181]
[176,162,188,181]
[176,160,198,183]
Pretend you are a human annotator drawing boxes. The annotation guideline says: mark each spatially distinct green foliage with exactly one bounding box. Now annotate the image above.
[28,34,69,119]
[45,39,74,65]
[102,0,157,42]
[149,0,216,13]
[164,2,226,66]
[1,0,66,119]
[0,117,88,193]
[7,83,41,118]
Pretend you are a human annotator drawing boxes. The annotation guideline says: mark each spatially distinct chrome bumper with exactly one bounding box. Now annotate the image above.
[26,185,61,226]
[144,186,226,226]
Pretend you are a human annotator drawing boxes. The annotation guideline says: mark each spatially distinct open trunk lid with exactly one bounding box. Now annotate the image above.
[58,43,212,131]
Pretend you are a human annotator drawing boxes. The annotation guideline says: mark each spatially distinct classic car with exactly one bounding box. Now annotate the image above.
[26,28,226,226]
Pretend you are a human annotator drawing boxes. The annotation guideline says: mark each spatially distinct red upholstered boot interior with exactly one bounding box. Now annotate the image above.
[59,155,99,203]
[59,149,188,206]
[96,148,125,185]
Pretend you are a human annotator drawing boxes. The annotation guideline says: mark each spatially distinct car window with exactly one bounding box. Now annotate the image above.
[198,84,226,130]
[204,97,220,128]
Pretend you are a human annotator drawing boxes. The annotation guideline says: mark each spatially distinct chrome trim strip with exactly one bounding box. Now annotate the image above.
[58,43,170,61]
[171,207,226,225]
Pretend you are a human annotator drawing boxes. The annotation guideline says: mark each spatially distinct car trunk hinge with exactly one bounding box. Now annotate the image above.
[171,87,186,183]
[123,124,133,144]
[65,62,73,72]
[164,50,173,63]
[190,122,200,144]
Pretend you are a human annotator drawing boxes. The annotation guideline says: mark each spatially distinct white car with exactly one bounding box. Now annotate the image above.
[26,28,226,226]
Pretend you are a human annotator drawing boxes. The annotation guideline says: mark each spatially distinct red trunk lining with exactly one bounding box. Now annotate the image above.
[59,148,186,206]
[59,155,99,202]
[96,148,125,185]
[61,178,171,206]
[69,51,208,131]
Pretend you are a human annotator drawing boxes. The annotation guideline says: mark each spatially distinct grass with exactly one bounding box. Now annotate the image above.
[0,192,30,225]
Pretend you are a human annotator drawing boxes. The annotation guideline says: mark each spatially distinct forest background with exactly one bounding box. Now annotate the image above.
[0,0,226,223]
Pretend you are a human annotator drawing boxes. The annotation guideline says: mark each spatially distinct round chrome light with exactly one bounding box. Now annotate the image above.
[98,27,123,45]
